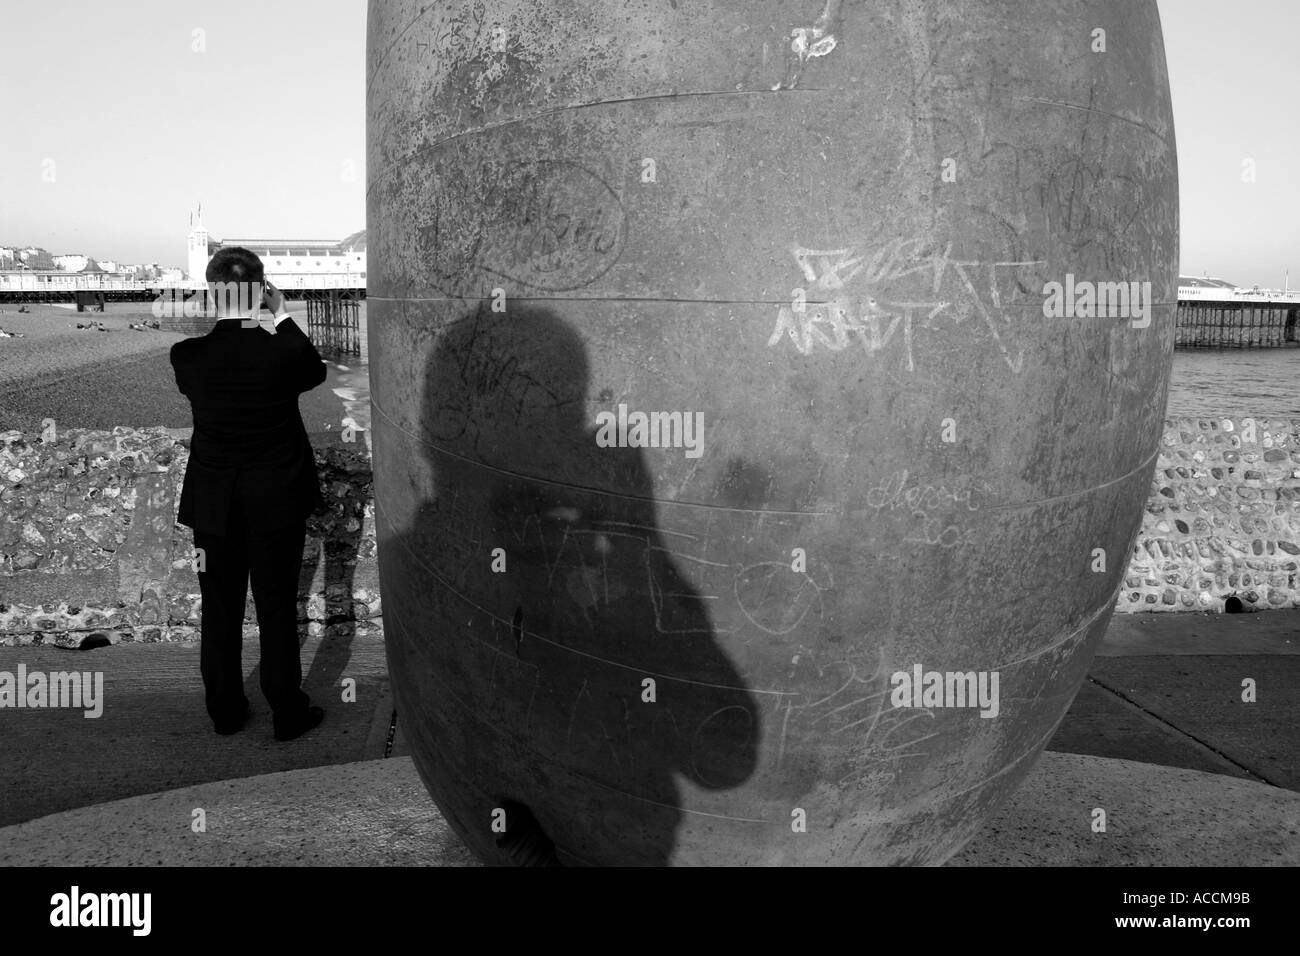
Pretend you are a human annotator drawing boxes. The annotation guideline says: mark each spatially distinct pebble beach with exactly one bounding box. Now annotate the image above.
[0,302,366,441]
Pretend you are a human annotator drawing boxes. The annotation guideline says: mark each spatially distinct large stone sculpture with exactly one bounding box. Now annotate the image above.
[367,0,1178,864]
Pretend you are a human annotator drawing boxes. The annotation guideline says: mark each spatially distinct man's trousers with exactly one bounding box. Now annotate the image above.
[193,501,310,727]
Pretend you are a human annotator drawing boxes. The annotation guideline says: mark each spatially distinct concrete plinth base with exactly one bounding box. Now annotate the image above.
[2,752,1296,866]
[947,752,1300,865]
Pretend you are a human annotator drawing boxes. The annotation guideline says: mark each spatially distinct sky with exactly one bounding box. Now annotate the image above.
[0,0,1296,286]
[0,0,366,267]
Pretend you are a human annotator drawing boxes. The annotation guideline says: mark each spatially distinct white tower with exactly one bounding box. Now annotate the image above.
[186,205,210,282]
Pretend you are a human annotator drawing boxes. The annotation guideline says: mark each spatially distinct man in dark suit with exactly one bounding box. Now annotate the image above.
[170,246,326,741]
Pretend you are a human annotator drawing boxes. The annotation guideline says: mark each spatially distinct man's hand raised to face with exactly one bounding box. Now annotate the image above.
[262,281,287,318]
[256,280,296,329]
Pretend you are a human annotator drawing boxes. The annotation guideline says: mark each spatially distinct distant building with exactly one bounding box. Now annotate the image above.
[120,263,160,280]
[7,250,124,275]
[19,247,56,270]
[1178,275,1238,290]
[186,211,211,281]
[186,207,366,285]
[1177,274,1300,305]
[53,253,90,272]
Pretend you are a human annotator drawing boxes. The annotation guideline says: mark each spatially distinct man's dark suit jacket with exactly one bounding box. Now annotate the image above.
[170,317,327,537]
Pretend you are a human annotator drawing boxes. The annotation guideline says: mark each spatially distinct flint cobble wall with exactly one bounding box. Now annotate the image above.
[3,417,1298,643]
[1116,417,1300,612]
[0,426,377,645]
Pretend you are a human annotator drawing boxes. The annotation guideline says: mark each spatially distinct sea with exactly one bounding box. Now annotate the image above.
[327,302,372,449]
[1166,348,1300,418]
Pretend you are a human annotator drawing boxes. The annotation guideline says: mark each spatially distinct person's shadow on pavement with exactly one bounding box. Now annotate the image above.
[299,472,364,704]
[246,389,364,731]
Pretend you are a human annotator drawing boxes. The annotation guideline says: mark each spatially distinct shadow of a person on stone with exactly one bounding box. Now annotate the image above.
[379,303,760,865]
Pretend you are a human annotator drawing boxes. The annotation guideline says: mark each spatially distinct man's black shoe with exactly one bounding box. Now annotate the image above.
[274,705,324,742]
[213,700,249,736]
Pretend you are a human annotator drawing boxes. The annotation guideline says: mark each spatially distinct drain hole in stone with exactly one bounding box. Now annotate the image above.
[496,799,561,866]
[1224,595,1243,614]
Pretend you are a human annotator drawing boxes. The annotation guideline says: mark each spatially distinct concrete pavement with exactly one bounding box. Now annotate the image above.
[1053,613,1299,791]
[0,610,1297,864]
[2,750,1296,867]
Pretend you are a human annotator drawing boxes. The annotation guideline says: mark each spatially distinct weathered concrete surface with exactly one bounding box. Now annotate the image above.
[949,753,1300,866]
[0,639,397,828]
[0,757,475,868]
[3,752,1294,867]
[1048,611,1300,789]
[0,611,1292,861]
[1085,657,1300,791]
[1047,680,1261,783]
[370,0,1179,865]
[1099,610,1300,656]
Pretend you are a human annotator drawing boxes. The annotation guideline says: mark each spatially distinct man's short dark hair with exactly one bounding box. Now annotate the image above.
[206,246,265,285]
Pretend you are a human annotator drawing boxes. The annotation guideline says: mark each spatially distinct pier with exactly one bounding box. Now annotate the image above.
[0,272,366,305]
[6,274,1300,350]
[306,291,363,356]
[1176,286,1300,348]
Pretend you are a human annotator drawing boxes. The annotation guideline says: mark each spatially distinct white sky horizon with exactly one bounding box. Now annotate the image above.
[0,0,1295,286]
